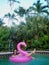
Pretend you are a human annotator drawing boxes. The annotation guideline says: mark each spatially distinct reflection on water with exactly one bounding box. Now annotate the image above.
[10,60,34,65]
[0,54,49,65]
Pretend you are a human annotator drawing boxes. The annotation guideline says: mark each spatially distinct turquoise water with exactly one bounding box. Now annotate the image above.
[0,54,49,65]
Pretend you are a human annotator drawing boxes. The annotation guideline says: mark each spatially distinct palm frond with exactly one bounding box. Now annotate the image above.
[41,5,49,9]
[42,10,49,15]
[0,18,4,25]
[8,0,20,3]
[16,1,20,3]
[29,6,37,12]
[14,10,18,13]
[14,18,18,21]
[4,13,11,17]
[33,0,42,7]
[14,7,26,17]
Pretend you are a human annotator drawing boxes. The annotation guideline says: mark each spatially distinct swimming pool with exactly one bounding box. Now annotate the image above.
[0,54,49,65]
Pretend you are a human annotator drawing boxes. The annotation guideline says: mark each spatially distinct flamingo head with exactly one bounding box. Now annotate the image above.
[21,42,27,47]
[17,42,27,49]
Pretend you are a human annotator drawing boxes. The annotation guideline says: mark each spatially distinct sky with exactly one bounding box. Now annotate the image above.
[0,0,47,26]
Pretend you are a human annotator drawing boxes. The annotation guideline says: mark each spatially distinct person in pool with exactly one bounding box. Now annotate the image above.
[12,48,36,57]
[12,50,17,57]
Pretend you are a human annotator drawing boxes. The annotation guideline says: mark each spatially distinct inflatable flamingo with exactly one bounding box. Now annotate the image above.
[9,42,32,62]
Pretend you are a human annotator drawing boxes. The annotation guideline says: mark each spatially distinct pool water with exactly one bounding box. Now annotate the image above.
[0,54,49,65]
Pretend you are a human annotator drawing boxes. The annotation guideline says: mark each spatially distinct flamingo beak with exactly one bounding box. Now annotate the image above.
[25,43,27,47]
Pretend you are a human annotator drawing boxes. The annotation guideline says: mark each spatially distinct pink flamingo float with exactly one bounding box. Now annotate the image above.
[9,42,32,62]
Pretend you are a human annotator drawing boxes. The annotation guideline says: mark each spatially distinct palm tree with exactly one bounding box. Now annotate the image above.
[14,7,26,17]
[14,6,31,17]
[4,13,18,51]
[8,0,20,16]
[14,7,26,23]
[4,13,18,28]
[27,0,49,37]
[14,6,31,23]
[29,0,49,15]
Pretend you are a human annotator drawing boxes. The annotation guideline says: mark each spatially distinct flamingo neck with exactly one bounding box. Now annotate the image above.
[17,42,28,55]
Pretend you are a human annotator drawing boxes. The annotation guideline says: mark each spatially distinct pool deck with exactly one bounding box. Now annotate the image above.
[0,52,13,55]
[28,51,49,54]
[0,51,49,55]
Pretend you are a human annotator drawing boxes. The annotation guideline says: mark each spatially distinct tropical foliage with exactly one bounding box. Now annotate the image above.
[0,0,49,51]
